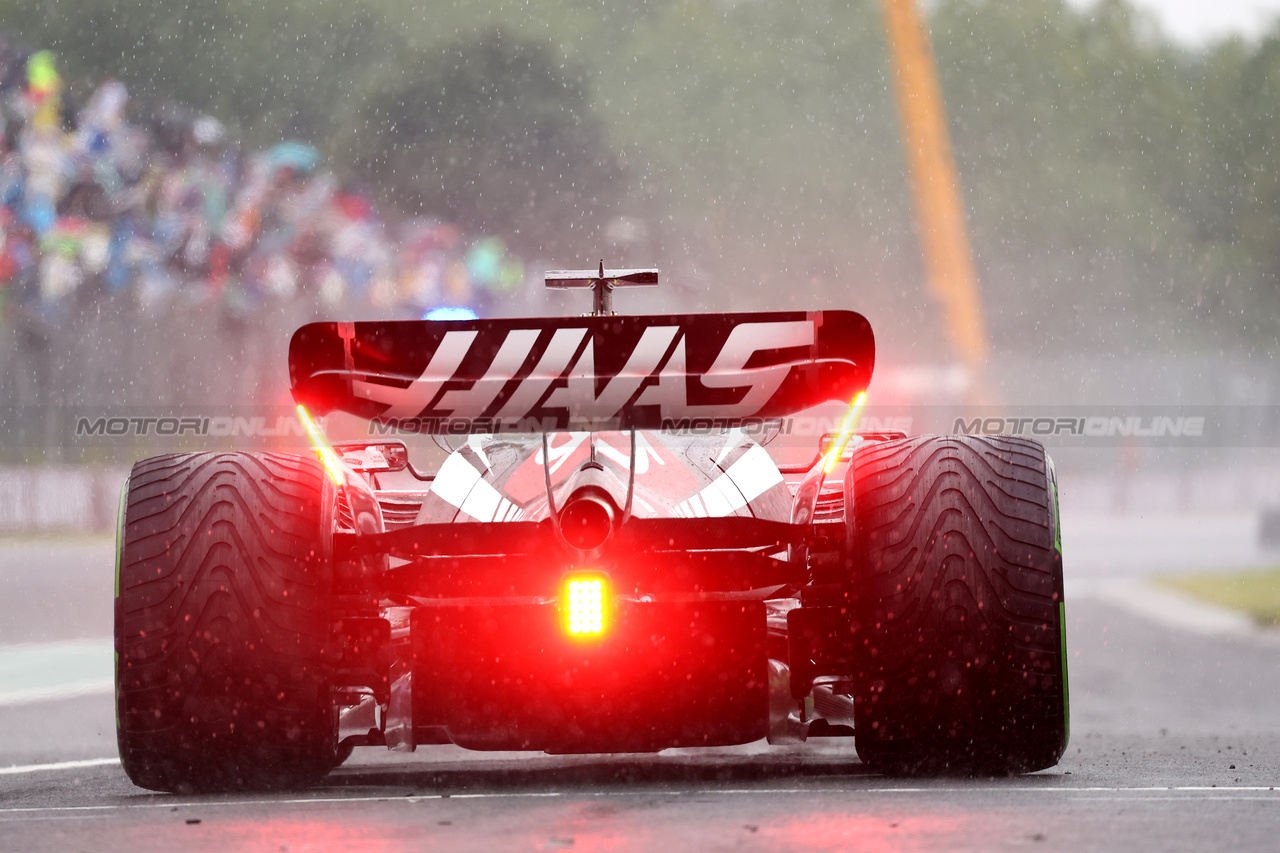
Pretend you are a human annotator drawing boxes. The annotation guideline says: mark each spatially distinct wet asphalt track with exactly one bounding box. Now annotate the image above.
[1,521,1279,852]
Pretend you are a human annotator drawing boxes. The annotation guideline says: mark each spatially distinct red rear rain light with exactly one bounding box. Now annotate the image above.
[561,573,609,638]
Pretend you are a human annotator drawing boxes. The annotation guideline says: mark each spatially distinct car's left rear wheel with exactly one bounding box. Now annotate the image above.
[115,451,340,792]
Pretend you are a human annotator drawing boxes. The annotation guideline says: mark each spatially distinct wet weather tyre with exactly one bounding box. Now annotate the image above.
[847,435,1068,775]
[115,451,339,792]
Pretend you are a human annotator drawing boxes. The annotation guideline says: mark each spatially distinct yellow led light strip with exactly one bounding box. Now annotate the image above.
[296,404,346,486]
[822,391,869,474]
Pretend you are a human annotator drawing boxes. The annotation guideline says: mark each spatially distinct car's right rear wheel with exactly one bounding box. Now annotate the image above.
[847,435,1068,775]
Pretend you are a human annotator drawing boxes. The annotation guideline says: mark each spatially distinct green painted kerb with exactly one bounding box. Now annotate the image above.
[114,473,130,599]
[1059,600,1070,745]
[1045,453,1062,556]
[1052,480,1062,555]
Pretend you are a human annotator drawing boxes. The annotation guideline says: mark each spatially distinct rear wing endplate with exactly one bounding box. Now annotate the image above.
[289,311,874,433]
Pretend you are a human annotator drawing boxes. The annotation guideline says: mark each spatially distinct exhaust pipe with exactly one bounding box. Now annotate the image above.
[559,488,617,552]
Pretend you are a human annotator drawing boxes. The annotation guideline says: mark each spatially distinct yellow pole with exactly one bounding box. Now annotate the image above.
[880,0,988,371]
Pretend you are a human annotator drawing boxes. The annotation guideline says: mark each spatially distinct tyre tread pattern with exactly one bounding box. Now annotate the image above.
[849,435,1067,775]
[115,451,336,792]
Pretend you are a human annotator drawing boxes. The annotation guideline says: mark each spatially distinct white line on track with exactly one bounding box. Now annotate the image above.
[0,785,1276,816]
[1068,579,1280,643]
[0,758,120,776]
[0,640,114,706]
[0,681,113,707]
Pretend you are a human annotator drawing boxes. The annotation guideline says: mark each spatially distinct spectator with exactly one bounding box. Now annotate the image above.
[2,55,535,324]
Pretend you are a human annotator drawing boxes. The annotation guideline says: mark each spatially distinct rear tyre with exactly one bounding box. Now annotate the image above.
[115,452,339,792]
[848,435,1067,775]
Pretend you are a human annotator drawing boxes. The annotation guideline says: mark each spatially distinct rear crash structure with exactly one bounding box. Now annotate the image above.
[114,269,1068,791]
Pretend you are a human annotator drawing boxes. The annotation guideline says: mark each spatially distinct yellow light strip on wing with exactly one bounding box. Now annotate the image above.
[822,391,868,474]
[296,404,346,486]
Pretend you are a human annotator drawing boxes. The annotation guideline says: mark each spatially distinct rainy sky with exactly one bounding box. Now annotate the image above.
[1071,0,1280,43]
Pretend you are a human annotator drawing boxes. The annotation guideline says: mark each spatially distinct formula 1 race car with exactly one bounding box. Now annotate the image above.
[114,268,1068,791]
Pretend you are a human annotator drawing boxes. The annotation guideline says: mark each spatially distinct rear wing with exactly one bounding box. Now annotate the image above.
[289,311,873,433]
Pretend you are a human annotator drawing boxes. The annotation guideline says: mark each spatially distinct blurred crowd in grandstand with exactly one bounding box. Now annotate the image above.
[0,45,531,340]
[0,43,543,458]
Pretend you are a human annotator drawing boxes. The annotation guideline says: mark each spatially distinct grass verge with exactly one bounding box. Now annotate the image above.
[1155,568,1280,629]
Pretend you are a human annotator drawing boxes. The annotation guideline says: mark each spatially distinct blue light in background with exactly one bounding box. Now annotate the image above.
[423,306,479,321]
